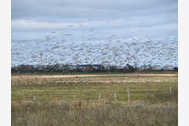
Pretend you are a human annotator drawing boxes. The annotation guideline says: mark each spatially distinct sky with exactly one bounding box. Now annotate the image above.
[11,0,178,41]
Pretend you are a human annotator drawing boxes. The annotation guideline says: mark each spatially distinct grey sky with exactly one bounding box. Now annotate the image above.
[11,0,178,40]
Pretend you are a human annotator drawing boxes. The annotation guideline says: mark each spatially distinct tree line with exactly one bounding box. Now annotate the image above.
[11,64,178,74]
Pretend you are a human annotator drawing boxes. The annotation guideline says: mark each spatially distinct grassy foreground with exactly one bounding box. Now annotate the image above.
[11,73,178,126]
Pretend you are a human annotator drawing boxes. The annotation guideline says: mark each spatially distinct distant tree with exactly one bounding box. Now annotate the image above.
[126,64,135,72]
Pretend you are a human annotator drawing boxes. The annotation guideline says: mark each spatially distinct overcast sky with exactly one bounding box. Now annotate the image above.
[11,0,178,41]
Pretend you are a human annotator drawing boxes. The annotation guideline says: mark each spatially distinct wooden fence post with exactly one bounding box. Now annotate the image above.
[127,88,130,105]
[98,93,101,100]
[169,87,172,96]
[33,96,37,103]
[114,92,117,101]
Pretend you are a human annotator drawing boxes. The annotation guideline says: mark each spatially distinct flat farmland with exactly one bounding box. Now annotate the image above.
[11,73,178,126]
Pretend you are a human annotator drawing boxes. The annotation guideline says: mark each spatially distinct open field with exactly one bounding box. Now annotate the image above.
[11,73,178,126]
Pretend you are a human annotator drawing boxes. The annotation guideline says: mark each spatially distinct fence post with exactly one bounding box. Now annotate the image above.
[98,93,101,100]
[33,96,37,103]
[127,88,130,105]
[79,89,82,101]
[169,87,172,96]
[114,92,117,101]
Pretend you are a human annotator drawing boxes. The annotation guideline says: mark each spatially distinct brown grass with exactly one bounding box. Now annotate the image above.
[11,73,178,126]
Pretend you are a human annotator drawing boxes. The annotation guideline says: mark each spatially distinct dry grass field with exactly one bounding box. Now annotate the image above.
[11,73,178,126]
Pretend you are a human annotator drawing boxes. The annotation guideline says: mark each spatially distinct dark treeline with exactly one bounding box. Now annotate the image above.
[11,64,178,74]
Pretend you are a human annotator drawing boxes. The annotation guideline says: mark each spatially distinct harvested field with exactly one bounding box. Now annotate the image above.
[12,73,177,85]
